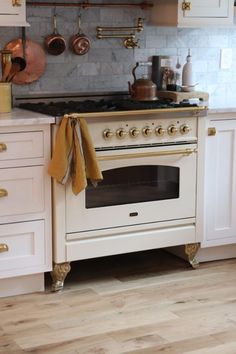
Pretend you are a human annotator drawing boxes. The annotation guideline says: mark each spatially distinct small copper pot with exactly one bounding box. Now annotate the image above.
[69,15,90,56]
[44,15,66,56]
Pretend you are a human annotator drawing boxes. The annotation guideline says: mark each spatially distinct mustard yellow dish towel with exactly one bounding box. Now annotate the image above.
[48,116,103,195]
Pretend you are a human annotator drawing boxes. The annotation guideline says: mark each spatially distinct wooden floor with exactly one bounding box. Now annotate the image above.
[1,249,236,354]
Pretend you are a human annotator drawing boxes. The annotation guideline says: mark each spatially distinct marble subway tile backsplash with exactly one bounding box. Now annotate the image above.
[0,1,236,108]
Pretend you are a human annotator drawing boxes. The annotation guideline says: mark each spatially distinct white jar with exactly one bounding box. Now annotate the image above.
[182,50,193,90]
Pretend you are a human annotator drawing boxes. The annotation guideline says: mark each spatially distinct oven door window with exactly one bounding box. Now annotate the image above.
[86,165,179,209]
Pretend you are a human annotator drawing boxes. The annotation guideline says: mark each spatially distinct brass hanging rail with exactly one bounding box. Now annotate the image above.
[26,2,153,10]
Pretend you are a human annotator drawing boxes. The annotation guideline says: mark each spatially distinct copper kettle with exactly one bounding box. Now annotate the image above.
[128,62,158,101]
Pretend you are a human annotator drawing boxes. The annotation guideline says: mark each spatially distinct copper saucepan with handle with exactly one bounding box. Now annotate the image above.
[69,15,90,55]
[44,15,66,56]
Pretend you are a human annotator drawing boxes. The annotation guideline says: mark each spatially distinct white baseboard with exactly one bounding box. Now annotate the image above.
[0,273,45,298]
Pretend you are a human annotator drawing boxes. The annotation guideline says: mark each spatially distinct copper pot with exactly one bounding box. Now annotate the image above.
[44,15,66,56]
[128,62,157,101]
[4,38,46,85]
[69,15,90,55]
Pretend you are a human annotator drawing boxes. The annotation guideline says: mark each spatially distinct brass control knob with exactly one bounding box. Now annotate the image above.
[168,125,178,136]
[116,128,127,139]
[180,124,190,134]
[142,126,152,137]
[129,128,140,138]
[155,126,165,136]
[103,129,114,140]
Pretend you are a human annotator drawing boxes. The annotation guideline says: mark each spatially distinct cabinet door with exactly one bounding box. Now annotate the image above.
[204,119,236,246]
[0,166,44,220]
[180,0,230,18]
[0,0,22,15]
[0,0,29,26]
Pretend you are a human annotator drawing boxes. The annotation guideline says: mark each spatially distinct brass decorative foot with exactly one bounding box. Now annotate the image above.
[51,262,71,292]
[185,243,200,269]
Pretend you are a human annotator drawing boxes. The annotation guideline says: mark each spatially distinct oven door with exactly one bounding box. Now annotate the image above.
[66,143,197,233]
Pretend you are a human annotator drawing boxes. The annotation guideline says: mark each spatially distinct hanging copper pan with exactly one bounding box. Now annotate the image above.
[4,31,46,85]
[69,15,90,55]
[44,15,66,56]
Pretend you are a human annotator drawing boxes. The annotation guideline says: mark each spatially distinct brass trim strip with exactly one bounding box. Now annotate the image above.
[97,148,197,161]
[0,143,7,152]
[97,34,135,39]
[0,189,8,198]
[63,106,208,119]
[0,244,9,253]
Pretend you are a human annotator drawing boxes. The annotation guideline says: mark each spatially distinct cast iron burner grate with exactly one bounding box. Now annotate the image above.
[18,98,197,116]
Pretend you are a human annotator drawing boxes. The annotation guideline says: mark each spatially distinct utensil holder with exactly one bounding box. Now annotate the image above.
[0,83,12,113]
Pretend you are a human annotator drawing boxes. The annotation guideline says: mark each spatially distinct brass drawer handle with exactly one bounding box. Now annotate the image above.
[208,127,216,136]
[0,143,7,152]
[12,0,21,6]
[0,189,8,198]
[0,244,9,253]
[182,1,191,11]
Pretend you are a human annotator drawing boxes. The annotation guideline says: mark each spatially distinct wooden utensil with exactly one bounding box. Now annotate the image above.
[6,58,26,82]
[0,50,12,82]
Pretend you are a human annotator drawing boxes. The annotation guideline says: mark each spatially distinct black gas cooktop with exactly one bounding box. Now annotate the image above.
[18,98,197,117]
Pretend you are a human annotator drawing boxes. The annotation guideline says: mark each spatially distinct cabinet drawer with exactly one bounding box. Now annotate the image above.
[0,166,44,218]
[0,131,44,163]
[0,220,45,278]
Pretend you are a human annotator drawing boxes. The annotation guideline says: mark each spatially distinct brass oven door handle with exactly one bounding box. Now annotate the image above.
[97,148,197,161]
[0,244,9,253]
[0,189,8,198]
[0,143,7,152]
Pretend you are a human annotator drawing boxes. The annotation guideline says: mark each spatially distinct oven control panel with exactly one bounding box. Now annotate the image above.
[87,115,198,148]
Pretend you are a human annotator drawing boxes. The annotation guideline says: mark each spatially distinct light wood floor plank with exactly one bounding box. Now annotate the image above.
[0,250,236,353]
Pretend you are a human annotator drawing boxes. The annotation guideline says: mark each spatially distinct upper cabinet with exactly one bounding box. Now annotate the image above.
[0,0,29,26]
[150,0,234,27]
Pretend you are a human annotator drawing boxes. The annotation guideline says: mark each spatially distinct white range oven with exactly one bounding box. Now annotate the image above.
[17,94,207,291]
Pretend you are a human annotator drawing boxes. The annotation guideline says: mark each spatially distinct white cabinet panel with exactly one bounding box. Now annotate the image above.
[151,0,234,27]
[204,119,236,246]
[0,220,46,278]
[0,131,44,164]
[0,166,44,219]
[0,124,52,293]
[181,0,230,18]
[0,0,29,26]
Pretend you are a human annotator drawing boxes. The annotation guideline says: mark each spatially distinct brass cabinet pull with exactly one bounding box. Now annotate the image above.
[208,127,216,136]
[12,0,22,6]
[182,1,191,11]
[97,148,197,161]
[0,189,8,198]
[0,143,7,152]
[0,244,9,253]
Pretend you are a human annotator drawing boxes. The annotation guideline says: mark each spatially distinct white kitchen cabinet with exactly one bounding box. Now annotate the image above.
[0,0,29,26]
[151,0,234,27]
[203,116,236,247]
[0,124,52,291]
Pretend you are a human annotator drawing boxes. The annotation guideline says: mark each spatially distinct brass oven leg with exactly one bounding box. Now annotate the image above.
[185,243,200,269]
[51,262,71,292]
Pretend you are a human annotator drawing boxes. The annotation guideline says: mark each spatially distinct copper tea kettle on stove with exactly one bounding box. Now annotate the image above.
[128,62,158,101]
